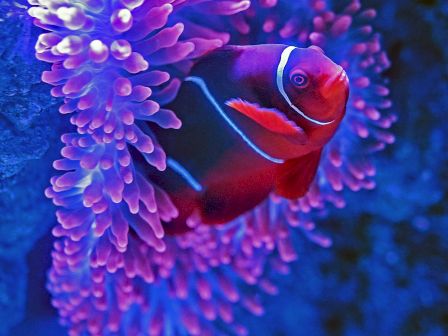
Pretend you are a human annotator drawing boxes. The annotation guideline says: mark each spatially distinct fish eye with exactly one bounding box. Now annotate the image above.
[290,70,309,89]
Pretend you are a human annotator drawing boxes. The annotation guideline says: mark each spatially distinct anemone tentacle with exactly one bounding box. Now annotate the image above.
[28,0,258,334]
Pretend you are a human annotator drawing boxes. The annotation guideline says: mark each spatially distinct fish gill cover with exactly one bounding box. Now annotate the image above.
[24,0,394,335]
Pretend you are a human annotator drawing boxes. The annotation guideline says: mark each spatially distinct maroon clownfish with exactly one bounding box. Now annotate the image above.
[145,44,349,234]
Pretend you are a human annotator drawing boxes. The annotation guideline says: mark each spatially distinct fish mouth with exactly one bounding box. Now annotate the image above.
[321,68,348,99]
[337,69,349,84]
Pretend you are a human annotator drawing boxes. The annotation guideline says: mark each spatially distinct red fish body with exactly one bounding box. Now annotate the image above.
[146,44,349,233]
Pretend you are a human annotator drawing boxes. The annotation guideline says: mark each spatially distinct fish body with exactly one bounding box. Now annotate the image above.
[146,44,349,233]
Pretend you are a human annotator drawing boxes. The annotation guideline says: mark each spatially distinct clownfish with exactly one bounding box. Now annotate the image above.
[145,44,349,234]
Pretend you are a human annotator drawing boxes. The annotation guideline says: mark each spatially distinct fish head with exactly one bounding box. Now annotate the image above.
[277,46,349,145]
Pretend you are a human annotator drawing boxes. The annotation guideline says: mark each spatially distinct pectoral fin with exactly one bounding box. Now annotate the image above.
[225,98,307,144]
[274,149,322,199]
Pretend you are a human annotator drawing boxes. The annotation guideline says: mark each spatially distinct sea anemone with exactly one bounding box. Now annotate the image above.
[28,0,394,335]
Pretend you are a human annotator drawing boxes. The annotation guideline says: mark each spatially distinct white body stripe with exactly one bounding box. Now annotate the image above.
[276,46,334,126]
[185,76,284,164]
[167,157,203,192]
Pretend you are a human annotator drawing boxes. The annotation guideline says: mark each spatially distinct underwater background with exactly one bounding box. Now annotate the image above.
[0,0,446,335]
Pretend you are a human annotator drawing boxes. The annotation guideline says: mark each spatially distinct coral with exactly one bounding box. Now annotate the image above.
[27,0,393,335]
[0,3,60,334]
[0,1,60,256]
[0,1,57,179]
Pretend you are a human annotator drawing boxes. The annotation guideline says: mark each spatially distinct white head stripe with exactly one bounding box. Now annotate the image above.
[276,46,334,126]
